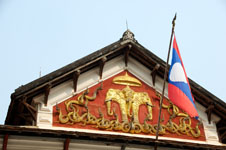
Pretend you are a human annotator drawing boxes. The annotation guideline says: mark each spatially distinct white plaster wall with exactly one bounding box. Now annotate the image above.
[102,56,125,80]
[128,57,168,97]
[34,56,222,145]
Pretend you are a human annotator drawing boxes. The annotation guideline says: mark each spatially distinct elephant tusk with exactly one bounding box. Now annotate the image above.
[146,102,154,107]
[105,99,112,103]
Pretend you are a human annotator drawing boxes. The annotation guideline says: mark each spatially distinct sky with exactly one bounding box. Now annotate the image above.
[0,0,226,124]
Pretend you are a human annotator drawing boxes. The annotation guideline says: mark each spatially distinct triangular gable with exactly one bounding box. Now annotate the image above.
[52,70,205,141]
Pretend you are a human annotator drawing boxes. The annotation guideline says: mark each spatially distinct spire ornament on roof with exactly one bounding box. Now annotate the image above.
[121,29,137,42]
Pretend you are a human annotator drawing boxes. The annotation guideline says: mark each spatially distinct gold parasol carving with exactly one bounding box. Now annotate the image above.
[113,72,142,87]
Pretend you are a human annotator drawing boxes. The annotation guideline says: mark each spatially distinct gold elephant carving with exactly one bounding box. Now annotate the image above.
[105,86,153,123]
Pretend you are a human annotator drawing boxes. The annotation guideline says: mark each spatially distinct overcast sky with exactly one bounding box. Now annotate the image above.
[0,0,226,124]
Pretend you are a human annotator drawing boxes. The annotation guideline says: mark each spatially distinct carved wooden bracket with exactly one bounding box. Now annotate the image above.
[124,44,132,67]
[205,103,215,124]
[217,119,226,143]
[73,70,80,93]
[44,83,52,106]
[218,126,226,132]
[220,131,226,142]
[14,95,37,124]
[151,63,160,86]
[13,96,26,125]
[99,57,107,79]
[21,100,37,121]
[64,138,70,150]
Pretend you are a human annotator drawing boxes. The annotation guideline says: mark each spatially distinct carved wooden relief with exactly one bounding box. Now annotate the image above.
[53,71,205,141]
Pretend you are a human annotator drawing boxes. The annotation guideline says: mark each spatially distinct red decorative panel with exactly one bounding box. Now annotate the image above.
[53,71,205,141]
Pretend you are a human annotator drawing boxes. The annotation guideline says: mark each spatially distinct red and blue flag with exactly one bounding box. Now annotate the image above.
[168,36,199,118]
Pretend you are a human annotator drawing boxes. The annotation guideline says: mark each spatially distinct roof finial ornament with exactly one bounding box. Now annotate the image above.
[121,29,136,42]
[121,20,136,42]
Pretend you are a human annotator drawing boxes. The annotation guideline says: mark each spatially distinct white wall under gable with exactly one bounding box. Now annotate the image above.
[127,57,168,96]
[76,67,100,92]
[127,57,152,87]
[34,55,222,145]
[102,55,125,80]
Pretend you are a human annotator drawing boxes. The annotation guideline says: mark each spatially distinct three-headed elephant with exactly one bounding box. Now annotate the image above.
[105,86,153,123]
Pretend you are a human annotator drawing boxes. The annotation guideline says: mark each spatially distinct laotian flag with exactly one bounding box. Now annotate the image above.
[168,36,199,118]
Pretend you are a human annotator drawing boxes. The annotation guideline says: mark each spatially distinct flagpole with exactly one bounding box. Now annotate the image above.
[154,14,176,150]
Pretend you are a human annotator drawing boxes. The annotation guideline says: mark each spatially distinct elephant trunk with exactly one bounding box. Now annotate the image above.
[126,98,132,117]
[147,102,153,120]
[105,99,113,116]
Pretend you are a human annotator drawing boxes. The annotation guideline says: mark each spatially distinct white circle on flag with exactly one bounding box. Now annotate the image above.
[169,62,187,83]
